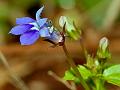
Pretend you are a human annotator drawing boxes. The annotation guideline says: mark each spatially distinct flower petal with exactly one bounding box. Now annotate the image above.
[20,30,39,45]
[16,17,35,24]
[39,27,50,37]
[9,24,33,35]
[45,30,62,43]
[36,6,44,21]
[29,22,39,31]
[37,18,47,27]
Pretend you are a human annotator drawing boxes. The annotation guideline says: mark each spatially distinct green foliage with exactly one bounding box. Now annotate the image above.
[63,69,76,80]
[78,65,92,80]
[103,64,120,86]
[63,69,80,83]
[63,36,120,90]
[63,65,92,83]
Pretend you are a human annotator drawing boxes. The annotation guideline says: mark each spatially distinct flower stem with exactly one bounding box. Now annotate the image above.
[0,51,29,90]
[96,79,106,90]
[79,38,88,60]
[62,44,90,90]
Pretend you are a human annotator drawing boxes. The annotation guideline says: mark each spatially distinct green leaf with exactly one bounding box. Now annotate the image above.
[63,70,76,80]
[63,69,80,83]
[63,65,92,82]
[78,65,92,80]
[103,64,120,86]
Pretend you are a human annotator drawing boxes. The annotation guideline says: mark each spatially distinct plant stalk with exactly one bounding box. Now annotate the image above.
[62,44,90,90]
[96,79,106,90]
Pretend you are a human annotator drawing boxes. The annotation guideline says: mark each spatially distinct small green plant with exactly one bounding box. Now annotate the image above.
[8,6,120,90]
[59,16,120,90]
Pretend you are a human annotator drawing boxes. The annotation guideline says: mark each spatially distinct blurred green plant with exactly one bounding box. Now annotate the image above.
[63,36,120,90]
[4,1,120,90]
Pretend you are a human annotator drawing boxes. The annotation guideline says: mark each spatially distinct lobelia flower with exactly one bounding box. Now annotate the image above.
[9,6,50,45]
[45,25,64,46]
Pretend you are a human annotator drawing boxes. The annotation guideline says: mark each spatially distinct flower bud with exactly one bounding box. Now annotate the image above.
[97,37,111,61]
[99,37,108,52]
[59,16,81,40]
[59,16,67,28]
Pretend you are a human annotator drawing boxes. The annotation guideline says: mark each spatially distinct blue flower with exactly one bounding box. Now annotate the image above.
[44,24,64,46]
[9,6,50,45]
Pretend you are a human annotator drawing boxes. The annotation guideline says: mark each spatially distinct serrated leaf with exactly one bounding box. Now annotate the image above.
[105,74,120,86]
[103,64,120,76]
[63,70,76,80]
[63,65,92,83]
[63,69,80,83]
[103,64,120,86]
[78,65,92,80]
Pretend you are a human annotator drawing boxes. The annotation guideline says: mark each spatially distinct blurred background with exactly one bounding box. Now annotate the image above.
[0,0,120,90]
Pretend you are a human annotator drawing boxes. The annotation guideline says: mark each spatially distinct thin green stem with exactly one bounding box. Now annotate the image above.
[62,44,90,90]
[96,79,106,90]
[0,51,29,90]
[79,38,88,60]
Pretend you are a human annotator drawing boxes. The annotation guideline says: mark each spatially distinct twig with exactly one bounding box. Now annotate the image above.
[48,71,77,90]
[0,51,29,90]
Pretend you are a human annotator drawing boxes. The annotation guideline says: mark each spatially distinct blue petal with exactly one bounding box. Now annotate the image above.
[46,30,62,43]
[20,30,39,45]
[9,24,33,35]
[39,27,50,37]
[37,18,47,27]
[16,17,35,24]
[36,6,44,21]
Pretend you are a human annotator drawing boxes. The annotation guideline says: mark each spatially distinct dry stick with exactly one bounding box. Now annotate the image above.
[0,51,29,90]
[62,44,90,90]
[48,71,77,90]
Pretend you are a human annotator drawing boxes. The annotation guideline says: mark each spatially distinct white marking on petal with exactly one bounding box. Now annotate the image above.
[29,22,39,31]
[31,27,39,31]
[29,22,38,27]
[49,26,54,33]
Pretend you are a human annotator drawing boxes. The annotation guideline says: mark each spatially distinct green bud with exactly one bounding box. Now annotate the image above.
[59,16,67,28]
[97,37,111,61]
[59,16,75,31]
[59,16,81,40]
[99,37,108,52]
